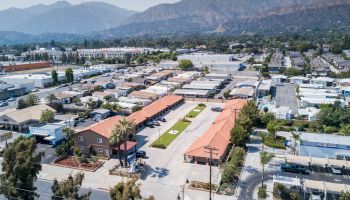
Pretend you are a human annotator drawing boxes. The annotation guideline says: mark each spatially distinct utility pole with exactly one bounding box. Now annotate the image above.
[205,145,218,200]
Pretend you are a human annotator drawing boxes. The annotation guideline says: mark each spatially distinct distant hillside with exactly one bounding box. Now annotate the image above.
[0,1,137,34]
[221,4,350,34]
[109,0,350,36]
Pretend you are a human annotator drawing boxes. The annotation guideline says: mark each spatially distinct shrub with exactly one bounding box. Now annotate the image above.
[198,103,206,107]
[79,154,89,164]
[323,126,339,133]
[258,185,267,199]
[263,135,286,149]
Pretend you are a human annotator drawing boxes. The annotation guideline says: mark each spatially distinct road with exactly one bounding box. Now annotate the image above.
[237,171,275,200]
[34,179,110,200]
[0,75,114,112]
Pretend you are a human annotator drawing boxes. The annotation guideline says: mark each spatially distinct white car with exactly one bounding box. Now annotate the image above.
[330,165,342,175]
[310,190,323,200]
[31,88,39,92]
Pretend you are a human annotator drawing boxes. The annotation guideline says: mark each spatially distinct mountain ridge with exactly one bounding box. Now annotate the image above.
[0,1,137,34]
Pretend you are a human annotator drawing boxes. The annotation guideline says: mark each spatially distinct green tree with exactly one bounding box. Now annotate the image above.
[131,105,142,113]
[223,90,231,99]
[48,93,58,104]
[40,109,55,123]
[178,59,194,71]
[26,93,39,106]
[110,179,141,200]
[260,112,275,127]
[114,118,135,168]
[267,120,280,141]
[17,98,27,109]
[241,100,260,127]
[0,137,43,200]
[283,67,303,77]
[260,152,274,187]
[55,128,75,156]
[65,67,74,83]
[231,124,249,148]
[340,191,350,200]
[51,172,91,200]
[109,124,125,166]
[52,70,59,85]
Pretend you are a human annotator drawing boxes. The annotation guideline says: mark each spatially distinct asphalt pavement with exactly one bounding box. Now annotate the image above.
[35,179,110,200]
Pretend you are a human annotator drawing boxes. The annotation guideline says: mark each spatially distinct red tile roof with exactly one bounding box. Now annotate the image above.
[184,99,247,160]
[77,95,184,138]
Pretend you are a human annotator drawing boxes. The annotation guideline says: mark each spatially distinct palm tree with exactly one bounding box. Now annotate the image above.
[291,131,299,155]
[109,124,124,166]
[114,118,135,168]
[260,151,274,187]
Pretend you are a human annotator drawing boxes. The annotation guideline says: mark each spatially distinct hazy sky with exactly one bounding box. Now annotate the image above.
[0,0,180,11]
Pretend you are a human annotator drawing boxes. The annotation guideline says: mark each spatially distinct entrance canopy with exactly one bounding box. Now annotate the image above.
[286,155,350,169]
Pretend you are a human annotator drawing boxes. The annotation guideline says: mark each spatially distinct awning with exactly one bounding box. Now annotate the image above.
[31,132,49,137]
[111,141,138,151]
[44,136,56,141]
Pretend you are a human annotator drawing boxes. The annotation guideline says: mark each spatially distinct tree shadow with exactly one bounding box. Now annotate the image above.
[140,165,170,180]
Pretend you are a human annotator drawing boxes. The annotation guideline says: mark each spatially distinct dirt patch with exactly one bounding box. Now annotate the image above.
[55,157,104,171]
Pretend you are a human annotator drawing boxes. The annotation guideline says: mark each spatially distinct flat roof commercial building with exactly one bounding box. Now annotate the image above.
[299,132,350,160]
[174,89,210,98]
[184,99,247,165]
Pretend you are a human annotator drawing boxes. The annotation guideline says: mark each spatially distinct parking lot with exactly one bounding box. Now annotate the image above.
[134,101,225,199]
[271,159,349,200]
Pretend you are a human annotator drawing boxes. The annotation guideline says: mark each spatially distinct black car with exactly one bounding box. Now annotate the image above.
[281,163,309,175]
[211,107,222,112]
[136,150,146,158]
[158,118,166,122]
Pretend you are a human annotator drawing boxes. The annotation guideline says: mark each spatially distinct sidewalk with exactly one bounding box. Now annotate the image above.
[234,137,276,200]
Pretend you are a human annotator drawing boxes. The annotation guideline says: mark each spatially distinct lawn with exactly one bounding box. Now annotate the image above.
[151,119,191,149]
[186,104,206,118]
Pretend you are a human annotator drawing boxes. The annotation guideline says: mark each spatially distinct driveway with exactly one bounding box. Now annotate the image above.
[37,143,57,164]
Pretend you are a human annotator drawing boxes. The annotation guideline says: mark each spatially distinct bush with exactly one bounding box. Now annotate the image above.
[198,103,206,107]
[263,135,286,149]
[79,154,89,164]
[323,126,339,133]
[221,147,245,185]
[74,148,83,157]
[258,185,267,199]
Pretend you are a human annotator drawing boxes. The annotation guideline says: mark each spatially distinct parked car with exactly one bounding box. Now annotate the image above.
[158,117,166,122]
[211,107,222,112]
[136,150,146,158]
[330,165,343,175]
[146,122,155,128]
[310,189,323,200]
[0,102,8,107]
[281,163,309,175]
[31,88,39,92]
[7,97,16,102]
[153,121,160,126]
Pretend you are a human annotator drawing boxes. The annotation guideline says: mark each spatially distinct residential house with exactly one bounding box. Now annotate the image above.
[74,95,184,157]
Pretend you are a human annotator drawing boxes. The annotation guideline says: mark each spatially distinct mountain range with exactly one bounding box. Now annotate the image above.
[1,0,350,44]
[0,1,136,34]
